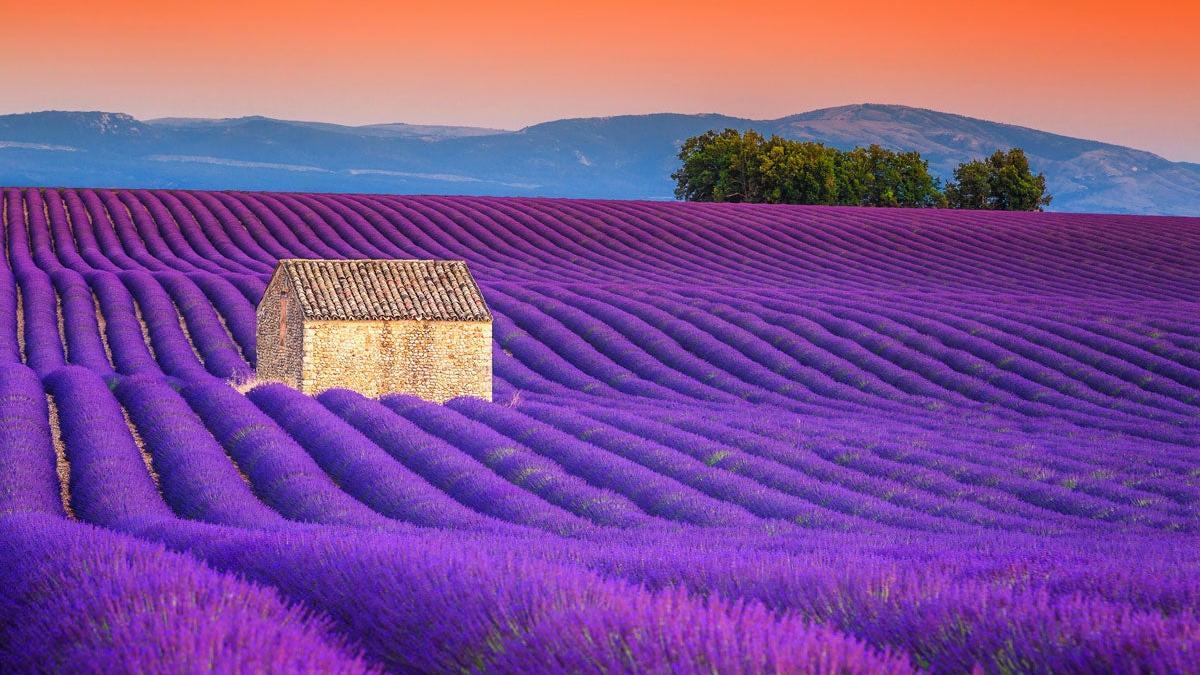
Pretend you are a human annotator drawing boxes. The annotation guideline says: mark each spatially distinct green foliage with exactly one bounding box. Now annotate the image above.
[674,130,1049,211]
[836,145,946,208]
[671,129,768,203]
[674,131,942,208]
[944,148,1052,211]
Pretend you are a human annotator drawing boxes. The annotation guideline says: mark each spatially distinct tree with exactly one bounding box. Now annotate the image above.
[758,138,839,205]
[674,131,946,208]
[834,145,943,208]
[945,148,1052,211]
[675,131,1047,212]
[943,160,991,209]
[671,129,767,203]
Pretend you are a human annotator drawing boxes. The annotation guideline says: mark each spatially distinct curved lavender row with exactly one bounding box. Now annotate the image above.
[189,272,259,362]
[491,310,625,395]
[646,404,1109,530]
[118,270,209,379]
[505,284,783,404]
[964,296,1200,393]
[721,411,1188,530]
[211,191,319,259]
[0,514,372,673]
[815,296,1190,424]
[487,588,914,674]
[324,194,438,258]
[318,388,592,534]
[447,397,762,527]
[116,189,206,274]
[129,518,913,674]
[55,189,123,272]
[155,272,252,379]
[560,528,1200,673]
[244,192,351,259]
[881,294,1200,414]
[577,403,1019,531]
[489,286,704,402]
[518,400,895,531]
[97,189,171,272]
[286,193,396,258]
[86,271,160,375]
[746,290,1197,441]
[13,270,66,374]
[181,190,280,265]
[113,374,286,527]
[181,379,390,527]
[152,190,267,274]
[42,367,174,526]
[383,393,655,527]
[0,364,63,516]
[132,189,247,275]
[0,269,18,363]
[248,383,490,529]
[49,269,113,373]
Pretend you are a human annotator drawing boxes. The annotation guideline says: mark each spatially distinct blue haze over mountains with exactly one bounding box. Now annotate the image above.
[1,103,1197,215]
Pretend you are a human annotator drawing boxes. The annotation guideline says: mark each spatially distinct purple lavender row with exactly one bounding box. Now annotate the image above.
[188,272,258,362]
[890,295,1200,414]
[118,271,209,379]
[487,287,687,401]
[127,518,912,673]
[576,403,1001,531]
[129,189,246,275]
[517,400,893,530]
[112,374,285,527]
[178,190,280,264]
[447,397,761,527]
[0,364,63,516]
[559,526,1200,672]
[42,367,174,526]
[181,379,390,527]
[87,272,160,374]
[382,393,655,527]
[248,383,491,529]
[318,388,593,533]
[155,272,252,379]
[721,411,1187,530]
[0,514,370,673]
[50,269,113,374]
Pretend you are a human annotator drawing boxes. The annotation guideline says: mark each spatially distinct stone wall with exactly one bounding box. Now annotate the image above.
[255,275,304,388]
[300,319,492,402]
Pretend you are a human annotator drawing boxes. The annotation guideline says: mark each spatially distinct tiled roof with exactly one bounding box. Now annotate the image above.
[273,259,492,322]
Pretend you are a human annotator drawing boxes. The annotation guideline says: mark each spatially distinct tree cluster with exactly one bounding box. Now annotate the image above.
[672,129,1051,211]
[943,148,1052,211]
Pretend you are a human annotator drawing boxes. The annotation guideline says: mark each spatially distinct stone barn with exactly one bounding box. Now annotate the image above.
[255,259,492,402]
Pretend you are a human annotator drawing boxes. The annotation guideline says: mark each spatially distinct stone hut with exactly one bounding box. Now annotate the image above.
[256,259,492,402]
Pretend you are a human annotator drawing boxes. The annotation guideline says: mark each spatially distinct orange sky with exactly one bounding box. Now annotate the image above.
[2,0,1198,160]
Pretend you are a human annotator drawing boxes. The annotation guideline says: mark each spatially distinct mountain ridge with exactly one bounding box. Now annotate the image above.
[1,105,1197,215]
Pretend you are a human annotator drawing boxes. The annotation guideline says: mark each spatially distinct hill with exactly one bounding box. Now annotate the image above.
[0,188,1198,670]
[1,105,1198,214]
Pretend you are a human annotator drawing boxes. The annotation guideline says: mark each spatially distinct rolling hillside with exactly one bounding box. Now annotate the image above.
[0,189,1198,671]
[1,105,1199,214]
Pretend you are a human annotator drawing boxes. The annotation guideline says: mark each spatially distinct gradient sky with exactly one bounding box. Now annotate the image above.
[2,0,1198,161]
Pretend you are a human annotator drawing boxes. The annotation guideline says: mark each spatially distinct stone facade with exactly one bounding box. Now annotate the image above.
[301,320,491,401]
[256,272,304,388]
[255,259,492,402]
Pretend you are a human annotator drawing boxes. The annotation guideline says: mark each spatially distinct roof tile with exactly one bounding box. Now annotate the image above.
[273,259,491,322]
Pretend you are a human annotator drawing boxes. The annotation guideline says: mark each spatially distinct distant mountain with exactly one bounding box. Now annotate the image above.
[1,105,1197,215]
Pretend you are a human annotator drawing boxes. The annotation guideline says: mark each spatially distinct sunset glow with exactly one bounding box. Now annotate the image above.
[2,0,1198,159]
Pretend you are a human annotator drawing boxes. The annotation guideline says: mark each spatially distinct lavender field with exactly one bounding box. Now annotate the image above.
[0,187,1197,672]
